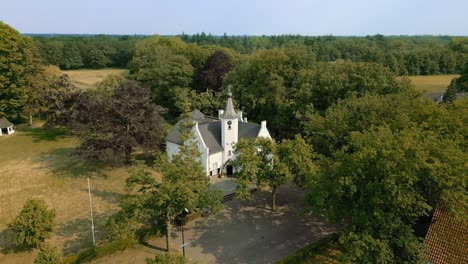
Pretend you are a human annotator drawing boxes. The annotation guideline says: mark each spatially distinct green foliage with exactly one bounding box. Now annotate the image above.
[34,243,63,264]
[146,252,186,264]
[95,73,125,94]
[0,22,33,121]
[304,93,468,262]
[123,119,222,251]
[130,38,194,115]
[277,134,319,186]
[443,65,468,102]
[34,35,140,69]
[224,49,412,137]
[8,198,56,248]
[233,138,293,211]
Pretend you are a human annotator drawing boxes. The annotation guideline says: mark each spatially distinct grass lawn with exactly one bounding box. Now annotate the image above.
[404,75,459,93]
[62,68,129,89]
[0,122,129,263]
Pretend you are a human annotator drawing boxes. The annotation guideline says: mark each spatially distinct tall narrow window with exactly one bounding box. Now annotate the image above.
[227,120,232,130]
[228,150,232,156]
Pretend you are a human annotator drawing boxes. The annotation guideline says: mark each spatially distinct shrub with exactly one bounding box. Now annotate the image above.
[34,243,63,264]
[146,252,186,264]
[8,198,56,248]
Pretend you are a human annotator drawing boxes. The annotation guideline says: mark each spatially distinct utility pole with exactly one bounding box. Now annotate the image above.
[87,177,96,246]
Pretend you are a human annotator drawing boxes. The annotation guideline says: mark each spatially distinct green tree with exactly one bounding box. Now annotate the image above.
[444,66,468,102]
[61,42,83,69]
[0,22,33,121]
[130,40,194,115]
[233,138,292,211]
[24,65,63,126]
[8,198,56,248]
[307,125,466,263]
[124,117,222,251]
[146,252,186,264]
[34,243,62,264]
[277,134,318,187]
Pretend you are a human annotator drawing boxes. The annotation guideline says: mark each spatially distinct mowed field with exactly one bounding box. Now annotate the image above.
[0,122,128,263]
[62,68,129,89]
[405,74,459,93]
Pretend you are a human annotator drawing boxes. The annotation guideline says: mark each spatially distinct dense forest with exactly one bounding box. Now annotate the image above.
[2,21,467,263]
[32,34,467,75]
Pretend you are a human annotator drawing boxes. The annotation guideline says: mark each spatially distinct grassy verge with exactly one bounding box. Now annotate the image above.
[275,233,341,264]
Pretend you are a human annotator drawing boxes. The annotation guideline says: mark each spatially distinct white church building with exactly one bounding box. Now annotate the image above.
[166,89,272,177]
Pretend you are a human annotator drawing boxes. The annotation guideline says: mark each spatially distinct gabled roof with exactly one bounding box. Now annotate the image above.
[0,119,13,128]
[423,206,467,264]
[166,109,261,154]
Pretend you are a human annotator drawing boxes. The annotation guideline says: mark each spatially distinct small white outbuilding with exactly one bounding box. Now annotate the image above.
[0,119,15,136]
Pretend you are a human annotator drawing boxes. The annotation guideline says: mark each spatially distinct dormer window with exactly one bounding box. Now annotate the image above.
[227,120,232,130]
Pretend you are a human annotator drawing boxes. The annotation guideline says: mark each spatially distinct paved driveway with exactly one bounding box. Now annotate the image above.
[95,184,335,264]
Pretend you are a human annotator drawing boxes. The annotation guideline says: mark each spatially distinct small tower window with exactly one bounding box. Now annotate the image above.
[228,150,232,156]
[227,120,232,130]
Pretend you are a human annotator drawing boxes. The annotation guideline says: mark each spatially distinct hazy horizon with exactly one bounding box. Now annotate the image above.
[2,0,468,36]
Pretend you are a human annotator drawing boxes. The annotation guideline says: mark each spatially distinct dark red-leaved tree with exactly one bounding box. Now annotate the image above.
[196,50,233,92]
[61,80,167,164]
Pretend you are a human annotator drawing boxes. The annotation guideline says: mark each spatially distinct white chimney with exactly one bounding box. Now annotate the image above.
[244,117,248,123]
[218,110,224,118]
[237,111,243,121]
[261,120,267,129]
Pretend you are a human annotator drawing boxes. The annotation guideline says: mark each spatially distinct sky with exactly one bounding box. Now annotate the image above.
[1,0,467,36]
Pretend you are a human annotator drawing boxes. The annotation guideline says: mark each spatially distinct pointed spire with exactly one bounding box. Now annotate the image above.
[221,85,238,119]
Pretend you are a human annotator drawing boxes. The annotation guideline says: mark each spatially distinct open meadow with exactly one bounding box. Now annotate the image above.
[405,74,459,93]
[0,122,129,263]
[62,68,129,89]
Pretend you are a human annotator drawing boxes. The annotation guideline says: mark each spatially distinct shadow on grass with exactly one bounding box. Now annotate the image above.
[0,228,34,255]
[58,213,110,256]
[81,189,123,206]
[37,148,108,179]
[19,127,68,142]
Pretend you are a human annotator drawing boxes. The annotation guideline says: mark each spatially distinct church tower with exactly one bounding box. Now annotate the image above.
[220,87,239,166]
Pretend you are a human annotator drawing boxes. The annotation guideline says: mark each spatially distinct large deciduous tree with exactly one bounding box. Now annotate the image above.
[120,118,222,251]
[233,138,292,211]
[0,22,33,121]
[8,198,56,248]
[195,50,233,92]
[59,80,167,164]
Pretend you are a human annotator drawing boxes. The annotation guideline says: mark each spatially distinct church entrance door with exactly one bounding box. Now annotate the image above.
[226,165,233,176]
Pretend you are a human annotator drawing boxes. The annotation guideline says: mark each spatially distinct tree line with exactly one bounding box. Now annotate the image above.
[32,33,467,75]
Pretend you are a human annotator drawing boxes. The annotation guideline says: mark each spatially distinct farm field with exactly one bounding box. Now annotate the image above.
[405,74,459,93]
[62,68,129,89]
[0,122,128,263]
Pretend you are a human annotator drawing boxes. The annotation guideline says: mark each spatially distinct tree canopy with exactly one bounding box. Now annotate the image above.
[0,22,33,121]
[58,80,167,164]
[8,198,56,248]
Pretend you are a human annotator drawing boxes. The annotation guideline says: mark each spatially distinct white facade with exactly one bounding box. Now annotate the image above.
[166,90,272,177]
